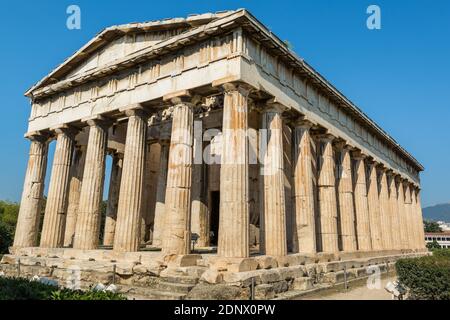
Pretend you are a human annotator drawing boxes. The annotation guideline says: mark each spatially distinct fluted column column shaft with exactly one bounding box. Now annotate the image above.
[113,108,148,252]
[396,179,408,249]
[14,135,49,247]
[366,161,382,250]
[218,84,250,258]
[292,121,316,254]
[261,107,287,256]
[40,128,77,248]
[388,174,401,250]
[162,102,194,255]
[73,120,109,250]
[317,134,339,253]
[415,190,426,249]
[352,153,372,251]
[378,168,393,250]
[103,153,123,246]
[63,146,87,247]
[336,145,357,252]
[404,183,414,249]
[412,188,423,250]
[152,141,170,247]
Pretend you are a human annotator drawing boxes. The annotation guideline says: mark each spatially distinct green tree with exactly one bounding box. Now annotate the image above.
[0,201,19,254]
[426,240,441,250]
[424,220,443,233]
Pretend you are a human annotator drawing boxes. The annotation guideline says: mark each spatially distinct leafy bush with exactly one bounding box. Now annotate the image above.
[0,201,19,228]
[432,249,450,259]
[0,221,13,254]
[0,277,57,300]
[396,250,450,300]
[424,220,443,233]
[0,201,19,254]
[0,277,126,300]
[427,240,441,250]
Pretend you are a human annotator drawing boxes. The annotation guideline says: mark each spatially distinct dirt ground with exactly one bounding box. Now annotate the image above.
[296,274,398,300]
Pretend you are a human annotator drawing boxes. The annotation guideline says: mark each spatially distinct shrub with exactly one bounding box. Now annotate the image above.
[0,277,57,300]
[396,251,450,300]
[0,277,126,300]
[432,249,450,259]
[427,240,442,250]
[50,289,126,300]
[0,221,13,254]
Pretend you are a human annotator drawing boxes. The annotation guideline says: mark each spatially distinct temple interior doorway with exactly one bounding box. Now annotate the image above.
[210,191,220,246]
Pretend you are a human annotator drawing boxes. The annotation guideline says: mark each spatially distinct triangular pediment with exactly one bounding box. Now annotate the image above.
[26,11,237,95]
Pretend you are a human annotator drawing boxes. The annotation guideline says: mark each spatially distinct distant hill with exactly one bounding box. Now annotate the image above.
[423,203,450,222]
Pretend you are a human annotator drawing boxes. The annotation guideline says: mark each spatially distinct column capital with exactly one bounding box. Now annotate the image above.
[394,174,405,184]
[163,89,202,106]
[351,149,367,160]
[316,133,336,143]
[219,80,257,98]
[403,180,412,189]
[265,98,288,114]
[50,124,80,139]
[293,117,314,129]
[82,115,113,129]
[24,131,51,143]
[119,104,149,118]
[333,139,354,151]
[376,163,388,173]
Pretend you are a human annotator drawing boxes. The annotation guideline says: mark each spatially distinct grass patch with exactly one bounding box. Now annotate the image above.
[0,277,126,300]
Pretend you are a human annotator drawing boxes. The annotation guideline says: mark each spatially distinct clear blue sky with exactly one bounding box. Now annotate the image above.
[0,0,449,208]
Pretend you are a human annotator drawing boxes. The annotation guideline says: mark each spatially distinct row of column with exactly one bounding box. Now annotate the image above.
[14,84,425,257]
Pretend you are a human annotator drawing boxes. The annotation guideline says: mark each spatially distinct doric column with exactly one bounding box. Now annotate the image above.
[103,152,123,246]
[377,166,393,250]
[161,98,194,255]
[64,145,87,247]
[73,117,110,250]
[292,119,316,254]
[404,182,414,249]
[152,140,170,247]
[13,133,49,248]
[40,126,77,248]
[387,171,401,250]
[113,107,148,252]
[352,151,372,251]
[410,187,419,249]
[366,160,382,251]
[316,134,339,253]
[396,177,408,249]
[415,188,426,249]
[141,142,161,243]
[260,104,287,256]
[335,142,357,252]
[218,83,250,258]
[191,131,209,247]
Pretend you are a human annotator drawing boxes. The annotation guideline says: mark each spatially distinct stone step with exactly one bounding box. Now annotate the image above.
[156,281,196,294]
[160,275,199,285]
[118,285,186,300]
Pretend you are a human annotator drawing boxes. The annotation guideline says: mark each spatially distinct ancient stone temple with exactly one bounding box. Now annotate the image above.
[2,10,427,299]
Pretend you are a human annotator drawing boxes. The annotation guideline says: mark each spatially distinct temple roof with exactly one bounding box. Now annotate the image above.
[25,10,237,96]
[24,9,424,172]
